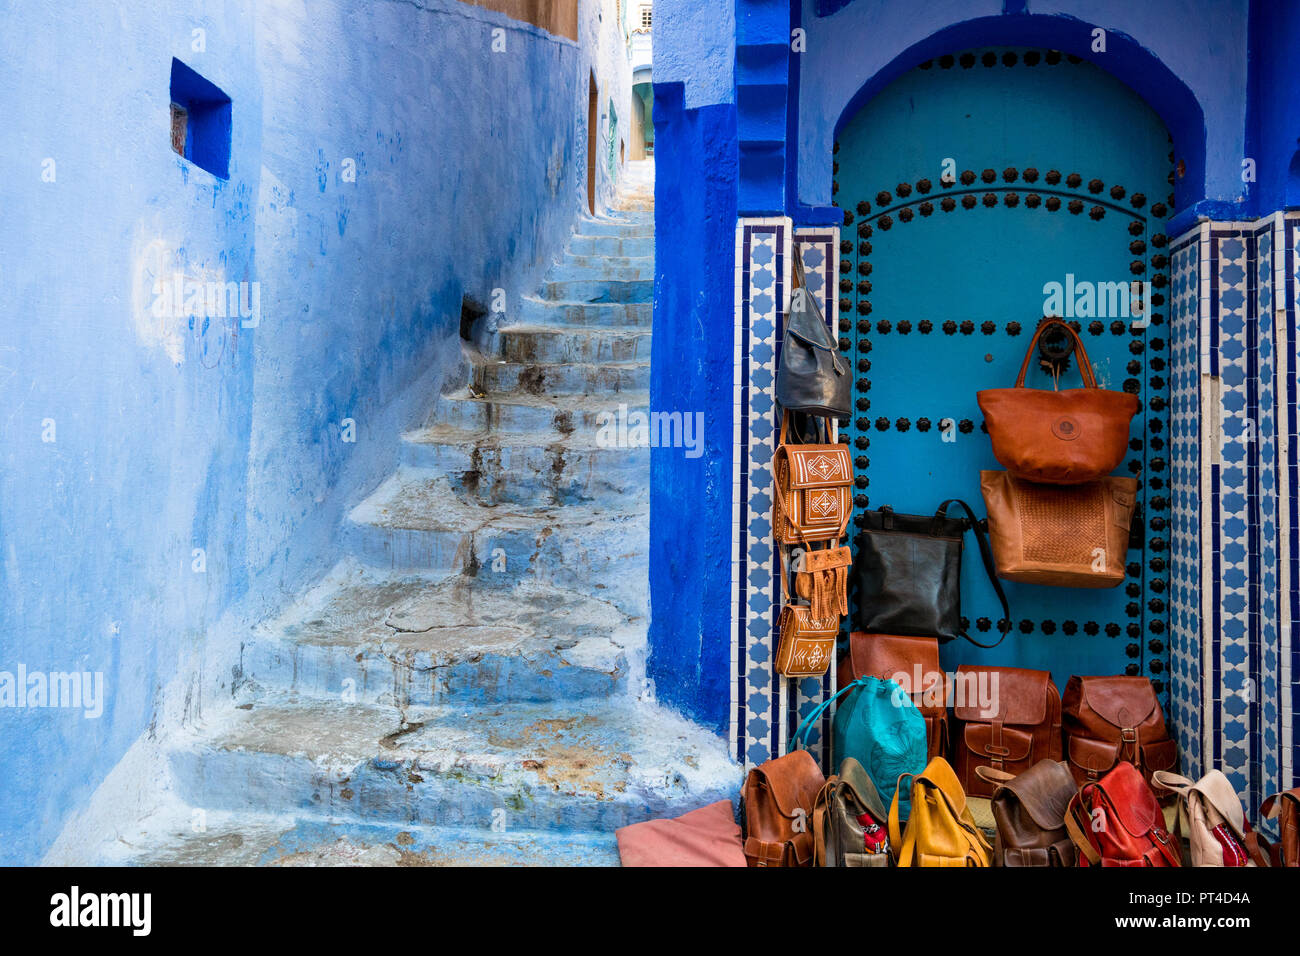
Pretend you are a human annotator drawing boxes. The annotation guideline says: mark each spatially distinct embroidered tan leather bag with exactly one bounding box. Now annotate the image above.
[981,470,1137,588]
[838,632,949,761]
[773,413,852,546]
[977,318,1139,484]
[953,664,1061,798]
[1062,675,1177,787]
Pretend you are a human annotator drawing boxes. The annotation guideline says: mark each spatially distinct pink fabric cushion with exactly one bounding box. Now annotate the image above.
[616,800,746,867]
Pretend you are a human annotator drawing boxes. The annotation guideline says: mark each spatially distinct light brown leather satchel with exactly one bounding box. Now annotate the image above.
[977,318,1139,484]
[977,760,1078,867]
[772,413,852,546]
[981,470,1137,588]
[838,632,949,761]
[953,664,1061,798]
[1062,675,1177,788]
[1257,787,1300,866]
[740,749,826,867]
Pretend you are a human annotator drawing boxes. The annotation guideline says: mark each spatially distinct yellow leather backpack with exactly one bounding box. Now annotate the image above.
[888,756,992,867]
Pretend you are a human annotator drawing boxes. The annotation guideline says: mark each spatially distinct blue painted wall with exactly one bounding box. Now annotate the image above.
[1244,0,1300,214]
[648,81,738,733]
[0,0,603,865]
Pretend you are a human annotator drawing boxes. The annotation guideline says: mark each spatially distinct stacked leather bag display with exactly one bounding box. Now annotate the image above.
[977,318,1141,587]
[771,254,853,679]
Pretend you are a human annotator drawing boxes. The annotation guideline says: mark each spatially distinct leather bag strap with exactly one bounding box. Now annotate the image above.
[888,773,914,862]
[936,498,1011,648]
[1244,830,1277,868]
[789,676,870,752]
[1014,318,1098,389]
[1065,792,1103,866]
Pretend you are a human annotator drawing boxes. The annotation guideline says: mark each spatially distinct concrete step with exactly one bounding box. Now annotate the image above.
[168,697,739,833]
[342,468,647,594]
[540,277,652,304]
[518,296,651,329]
[547,255,654,282]
[429,388,648,435]
[495,325,651,365]
[468,354,649,396]
[567,234,654,258]
[242,562,633,707]
[88,810,623,866]
[401,423,648,505]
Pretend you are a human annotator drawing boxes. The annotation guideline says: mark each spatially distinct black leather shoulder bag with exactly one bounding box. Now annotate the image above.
[775,253,850,418]
[852,499,1010,648]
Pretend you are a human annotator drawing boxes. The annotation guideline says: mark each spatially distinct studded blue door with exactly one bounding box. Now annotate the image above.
[834,49,1176,703]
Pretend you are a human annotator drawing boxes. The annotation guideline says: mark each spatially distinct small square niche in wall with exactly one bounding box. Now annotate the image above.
[169,58,231,179]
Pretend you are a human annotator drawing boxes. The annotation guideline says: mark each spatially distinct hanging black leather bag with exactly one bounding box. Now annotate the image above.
[775,253,850,418]
[852,499,1010,648]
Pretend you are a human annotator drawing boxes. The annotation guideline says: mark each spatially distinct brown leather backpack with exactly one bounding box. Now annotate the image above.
[953,664,1061,798]
[978,760,1078,867]
[838,632,949,761]
[740,749,826,867]
[1062,675,1177,787]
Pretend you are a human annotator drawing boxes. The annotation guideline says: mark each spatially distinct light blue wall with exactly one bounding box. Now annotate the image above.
[0,0,597,865]
[654,0,735,109]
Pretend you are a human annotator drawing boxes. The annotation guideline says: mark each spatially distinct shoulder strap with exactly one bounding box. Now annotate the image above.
[1014,319,1098,389]
[937,499,1011,648]
[888,773,913,862]
[1064,792,1102,866]
[789,676,868,753]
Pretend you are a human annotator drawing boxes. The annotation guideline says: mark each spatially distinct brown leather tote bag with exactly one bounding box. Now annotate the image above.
[1062,675,1177,788]
[838,632,949,761]
[977,318,1139,484]
[981,470,1137,588]
[740,749,826,866]
[953,664,1061,797]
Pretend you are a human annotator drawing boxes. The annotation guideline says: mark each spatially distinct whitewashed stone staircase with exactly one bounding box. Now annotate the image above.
[65,162,738,866]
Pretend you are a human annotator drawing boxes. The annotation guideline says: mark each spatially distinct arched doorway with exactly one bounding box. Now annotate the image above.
[833,48,1176,702]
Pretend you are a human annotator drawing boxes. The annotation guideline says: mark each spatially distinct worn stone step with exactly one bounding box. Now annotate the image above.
[342,469,647,603]
[495,325,651,365]
[243,562,633,708]
[540,277,652,304]
[81,808,622,866]
[517,296,651,329]
[548,256,654,282]
[469,354,648,396]
[567,234,654,258]
[429,388,647,435]
[401,424,648,504]
[168,697,738,833]
[575,218,654,237]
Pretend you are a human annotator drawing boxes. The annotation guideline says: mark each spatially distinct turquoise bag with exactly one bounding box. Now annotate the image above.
[791,675,928,817]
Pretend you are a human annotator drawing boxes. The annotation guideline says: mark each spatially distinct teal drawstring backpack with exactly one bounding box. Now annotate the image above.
[791,675,928,817]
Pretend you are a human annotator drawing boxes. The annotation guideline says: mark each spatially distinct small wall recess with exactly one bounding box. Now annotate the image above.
[169,58,231,179]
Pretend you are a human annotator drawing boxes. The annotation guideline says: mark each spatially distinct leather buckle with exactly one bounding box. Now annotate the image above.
[984,745,1012,757]
[1120,728,1137,744]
